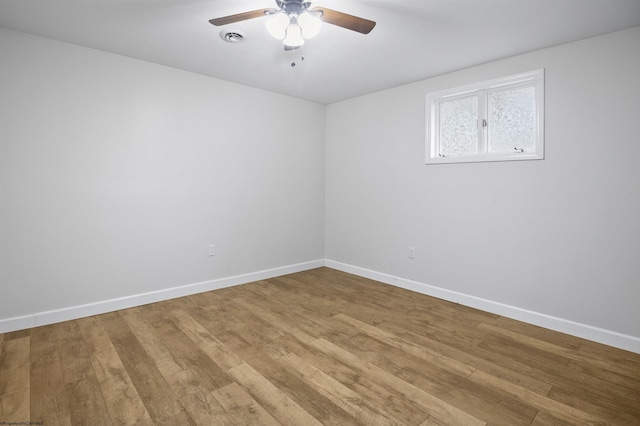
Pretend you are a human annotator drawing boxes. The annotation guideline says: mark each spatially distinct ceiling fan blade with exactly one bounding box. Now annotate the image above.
[312,7,376,34]
[209,9,274,26]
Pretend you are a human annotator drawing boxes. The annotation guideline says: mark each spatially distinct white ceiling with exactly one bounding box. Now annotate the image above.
[1,0,639,104]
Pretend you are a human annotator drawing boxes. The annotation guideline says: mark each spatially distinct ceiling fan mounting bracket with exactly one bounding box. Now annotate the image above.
[275,0,312,15]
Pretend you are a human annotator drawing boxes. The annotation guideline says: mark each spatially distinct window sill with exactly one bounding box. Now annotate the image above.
[425,152,544,165]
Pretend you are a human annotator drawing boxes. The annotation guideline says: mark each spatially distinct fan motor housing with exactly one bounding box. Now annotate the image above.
[277,0,311,15]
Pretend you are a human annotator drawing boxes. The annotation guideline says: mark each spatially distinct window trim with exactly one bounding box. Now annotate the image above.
[426,69,545,165]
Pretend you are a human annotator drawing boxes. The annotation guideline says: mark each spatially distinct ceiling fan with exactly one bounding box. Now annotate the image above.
[209,0,376,49]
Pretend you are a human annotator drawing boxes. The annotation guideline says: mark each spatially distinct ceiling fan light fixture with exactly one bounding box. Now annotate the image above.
[283,23,305,47]
[298,12,321,39]
[266,12,289,39]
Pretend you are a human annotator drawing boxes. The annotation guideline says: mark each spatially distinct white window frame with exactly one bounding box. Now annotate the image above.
[426,69,544,164]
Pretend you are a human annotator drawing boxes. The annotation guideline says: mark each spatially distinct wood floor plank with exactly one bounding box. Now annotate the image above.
[565,359,640,402]
[0,389,30,423]
[243,285,364,340]
[224,299,286,344]
[271,333,432,425]
[168,309,243,370]
[124,308,233,391]
[310,337,487,426]
[50,321,113,425]
[163,368,230,426]
[334,313,477,377]
[545,384,640,425]
[77,316,117,354]
[0,337,30,396]
[30,327,72,425]
[64,376,112,426]
[282,351,408,426]
[321,272,499,328]
[228,361,323,426]
[99,312,195,425]
[232,297,317,344]
[223,334,361,426]
[478,323,639,398]
[184,302,242,337]
[2,329,31,341]
[573,346,640,383]
[476,322,580,357]
[345,314,612,424]
[470,333,640,412]
[119,309,187,378]
[485,316,584,351]
[371,319,555,396]
[0,337,30,423]
[194,299,284,352]
[469,369,609,425]
[338,331,543,424]
[77,316,151,426]
[55,321,98,385]
[419,416,448,426]
[336,298,488,349]
[530,410,576,426]
[403,364,541,426]
[477,321,640,384]
[579,339,640,375]
[212,382,280,426]
[270,275,349,316]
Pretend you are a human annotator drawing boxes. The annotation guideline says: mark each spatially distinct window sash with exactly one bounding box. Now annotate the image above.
[426,69,544,164]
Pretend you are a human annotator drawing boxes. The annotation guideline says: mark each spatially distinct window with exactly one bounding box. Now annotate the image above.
[426,69,544,164]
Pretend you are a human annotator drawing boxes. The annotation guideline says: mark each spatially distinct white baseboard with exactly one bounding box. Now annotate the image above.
[325,260,640,354]
[0,259,325,334]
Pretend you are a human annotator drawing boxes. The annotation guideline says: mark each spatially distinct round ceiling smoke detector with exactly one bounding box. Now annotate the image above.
[220,30,246,43]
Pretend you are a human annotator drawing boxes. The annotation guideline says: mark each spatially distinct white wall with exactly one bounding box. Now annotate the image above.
[0,28,325,326]
[326,27,640,345]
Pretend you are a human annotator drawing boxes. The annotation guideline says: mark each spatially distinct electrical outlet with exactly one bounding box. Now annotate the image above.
[208,244,216,256]
[408,247,415,259]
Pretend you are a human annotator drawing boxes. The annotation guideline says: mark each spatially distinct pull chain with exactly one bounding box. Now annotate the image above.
[290,44,305,68]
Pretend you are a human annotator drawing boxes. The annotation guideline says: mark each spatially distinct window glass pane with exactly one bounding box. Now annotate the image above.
[439,95,478,156]
[488,86,535,153]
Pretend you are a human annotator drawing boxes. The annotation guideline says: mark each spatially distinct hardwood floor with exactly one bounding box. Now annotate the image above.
[1,267,639,425]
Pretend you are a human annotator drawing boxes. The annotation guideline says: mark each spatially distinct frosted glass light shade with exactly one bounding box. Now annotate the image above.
[267,13,289,39]
[298,12,321,39]
[283,24,305,47]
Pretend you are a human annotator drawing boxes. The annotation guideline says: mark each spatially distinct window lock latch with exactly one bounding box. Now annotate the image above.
[482,119,488,128]
[513,147,525,153]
